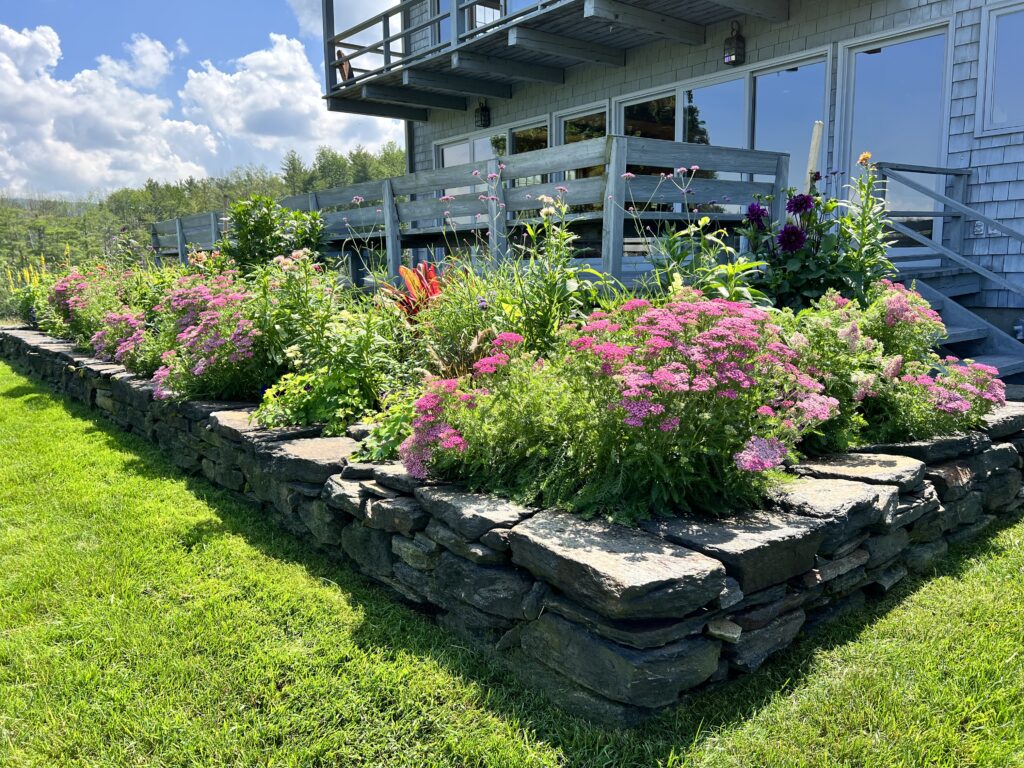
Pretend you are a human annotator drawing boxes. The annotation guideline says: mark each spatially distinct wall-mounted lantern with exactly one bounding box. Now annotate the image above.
[475,100,491,128]
[724,21,745,66]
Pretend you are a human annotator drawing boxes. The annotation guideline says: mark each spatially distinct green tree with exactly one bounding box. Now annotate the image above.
[280,150,314,195]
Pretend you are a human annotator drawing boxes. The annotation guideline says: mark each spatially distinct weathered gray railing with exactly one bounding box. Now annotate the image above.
[150,135,789,282]
[875,161,1024,298]
[324,0,568,94]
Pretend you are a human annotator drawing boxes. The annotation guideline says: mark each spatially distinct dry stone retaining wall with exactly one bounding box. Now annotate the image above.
[3,326,1024,726]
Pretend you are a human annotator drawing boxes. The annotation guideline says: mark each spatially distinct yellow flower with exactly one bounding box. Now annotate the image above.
[857,151,873,166]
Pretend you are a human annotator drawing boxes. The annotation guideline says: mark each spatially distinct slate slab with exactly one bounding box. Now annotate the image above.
[508,511,727,621]
[542,592,708,650]
[770,478,897,555]
[415,486,534,541]
[432,552,533,620]
[984,402,1024,439]
[856,432,991,463]
[642,512,826,594]
[519,613,720,708]
[794,453,926,492]
[727,609,806,672]
[258,436,358,484]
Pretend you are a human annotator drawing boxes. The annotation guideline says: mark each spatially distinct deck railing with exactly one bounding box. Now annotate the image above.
[324,0,565,93]
[150,136,789,282]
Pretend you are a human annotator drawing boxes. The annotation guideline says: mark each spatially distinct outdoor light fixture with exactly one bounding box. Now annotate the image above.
[723,21,745,66]
[475,100,491,128]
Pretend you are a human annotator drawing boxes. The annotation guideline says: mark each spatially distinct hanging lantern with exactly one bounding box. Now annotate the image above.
[724,21,745,66]
[475,100,491,128]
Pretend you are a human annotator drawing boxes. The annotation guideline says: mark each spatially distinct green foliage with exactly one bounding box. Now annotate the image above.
[646,217,771,306]
[741,160,895,310]
[219,196,324,269]
[353,391,418,461]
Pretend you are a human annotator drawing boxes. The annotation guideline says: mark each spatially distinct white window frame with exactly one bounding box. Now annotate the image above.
[432,113,552,168]
[553,100,611,145]
[977,0,1024,136]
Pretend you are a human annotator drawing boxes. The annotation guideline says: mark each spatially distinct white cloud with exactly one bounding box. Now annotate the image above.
[287,0,322,38]
[96,33,175,89]
[0,25,403,197]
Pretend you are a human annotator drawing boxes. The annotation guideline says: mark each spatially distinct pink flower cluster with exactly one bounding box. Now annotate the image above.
[898,358,1005,415]
[152,273,260,400]
[877,280,943,327]
[90,309,146,364]
[399,379,467,479]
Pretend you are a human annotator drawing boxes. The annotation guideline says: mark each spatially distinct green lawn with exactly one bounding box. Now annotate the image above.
[2,360,1024,768]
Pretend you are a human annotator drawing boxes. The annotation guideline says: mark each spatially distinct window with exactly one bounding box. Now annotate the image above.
[754,61,826,188]
[683,79,746,148]
[562,110,606,179]
[982,4,1024,133]
[623,94,676,141]
[510,124,549,186]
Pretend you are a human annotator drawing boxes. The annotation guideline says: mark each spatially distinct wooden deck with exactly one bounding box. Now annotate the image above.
[150,135,789,283]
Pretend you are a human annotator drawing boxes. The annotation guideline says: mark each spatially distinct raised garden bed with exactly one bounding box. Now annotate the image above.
[3,325,1023,726]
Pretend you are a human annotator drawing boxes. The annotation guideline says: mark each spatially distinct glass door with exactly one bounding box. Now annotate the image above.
[843,31,947,252]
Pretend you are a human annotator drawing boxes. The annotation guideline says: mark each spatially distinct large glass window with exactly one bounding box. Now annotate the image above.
[563,110,606,179]
[754,62,826,189]
[510,124,548,186]
[682,79,746,148]
[848,33,946,245]
[623,94,676,141]
[986,7,1024,131]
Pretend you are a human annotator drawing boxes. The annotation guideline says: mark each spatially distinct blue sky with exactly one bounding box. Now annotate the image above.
[0,0,400,197]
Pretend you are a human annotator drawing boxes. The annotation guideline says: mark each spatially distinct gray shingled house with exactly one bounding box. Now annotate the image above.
[315,0,1024,373]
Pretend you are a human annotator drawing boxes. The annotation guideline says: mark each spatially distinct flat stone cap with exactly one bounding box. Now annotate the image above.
[984,402,1024,440]
[414,486,533,540]
[259,436,359,483]
[508,511,726,621]
[794,452,926,492]
[642,512,826,594]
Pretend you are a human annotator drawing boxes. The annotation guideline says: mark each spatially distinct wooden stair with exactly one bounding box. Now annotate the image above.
[895,264,1024,378]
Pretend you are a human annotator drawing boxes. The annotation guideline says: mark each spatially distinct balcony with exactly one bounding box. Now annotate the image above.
[322,0,790,120]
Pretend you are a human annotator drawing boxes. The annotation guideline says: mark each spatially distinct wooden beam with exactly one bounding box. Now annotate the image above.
[451,52,564,84]
[362,84,467,111]
[710,0,789,22]
[583,0,704,45]
[402,70,513,99]
[507,27,625,66]
[326,97,429,121]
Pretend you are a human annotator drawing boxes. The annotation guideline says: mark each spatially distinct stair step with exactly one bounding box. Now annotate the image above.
[942,325,989,345]
[896,266,972,280]
[968,354,1024,378]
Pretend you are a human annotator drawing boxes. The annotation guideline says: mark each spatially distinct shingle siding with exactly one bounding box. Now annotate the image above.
[404,0,1024,310]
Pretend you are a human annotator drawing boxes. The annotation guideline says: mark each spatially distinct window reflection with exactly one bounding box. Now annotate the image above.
[563,111,606,180]
[754,62,826,189]
[991,9,1024,129]
[510,124,548,186]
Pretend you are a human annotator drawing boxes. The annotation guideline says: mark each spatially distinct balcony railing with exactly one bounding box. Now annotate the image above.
[151,136,789,284]
[324,0,560,93]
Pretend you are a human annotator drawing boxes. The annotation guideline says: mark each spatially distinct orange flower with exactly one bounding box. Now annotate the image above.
[857,151,873,166]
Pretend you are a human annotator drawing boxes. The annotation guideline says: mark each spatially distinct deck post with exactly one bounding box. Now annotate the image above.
[947,172,968,256]
[601,136,627,278]
[208,212,219,247]
[174,217,188,264]
[322,0,336,93]
[770,153,790,225]
[149,223,162,267]
[486,158,508,261]
[383,179,402,280]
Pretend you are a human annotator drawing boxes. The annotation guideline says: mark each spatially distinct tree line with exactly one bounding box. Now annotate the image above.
[0,143,405,274]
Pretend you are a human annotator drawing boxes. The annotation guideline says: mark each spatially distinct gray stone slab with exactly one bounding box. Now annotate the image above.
[432,552,533,620]
[519,613,720,708]
[391,533,442,570]
[904,539,948,574]
[508,511,727,621]
[856,433,992,464]
[642,512,826,594]
[984,402,1024,439]
[770,478,897,555]
[321,475,366,518]
[415,486,534,541]
[340,523,393,577]
[257,436,359,484]
[541,593,708,650]
[794,453,926,492]
[364,496,430,536]
[926,461,976,502]
[424,519,506,564]
[373,463,427,494]
[863,528,910,568]
[727,609,805,673]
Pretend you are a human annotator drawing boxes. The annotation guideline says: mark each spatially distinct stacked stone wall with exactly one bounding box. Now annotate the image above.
[3,327,1022,725]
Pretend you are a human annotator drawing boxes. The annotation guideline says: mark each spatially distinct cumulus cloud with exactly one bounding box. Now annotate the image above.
[0,24,402,197]
[287,0,323,38]
[96,33,175,88]
[179,33,402,167]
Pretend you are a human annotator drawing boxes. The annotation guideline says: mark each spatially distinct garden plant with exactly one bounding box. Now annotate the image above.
[5,157,1006,522]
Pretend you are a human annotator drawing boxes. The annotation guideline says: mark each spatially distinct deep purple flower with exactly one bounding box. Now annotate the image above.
[776,224,807,253]
[786,193,815,215]
[746,202,769,229]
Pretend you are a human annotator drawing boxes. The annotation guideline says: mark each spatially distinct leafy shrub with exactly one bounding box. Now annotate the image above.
[742,157,894,309]
[402,297,839,522]
[220,195,324,269]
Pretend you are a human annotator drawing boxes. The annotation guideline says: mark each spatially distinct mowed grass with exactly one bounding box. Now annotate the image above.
[1,361,1024,768]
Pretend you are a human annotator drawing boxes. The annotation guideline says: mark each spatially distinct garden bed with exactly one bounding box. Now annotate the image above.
[4,325,1023,726]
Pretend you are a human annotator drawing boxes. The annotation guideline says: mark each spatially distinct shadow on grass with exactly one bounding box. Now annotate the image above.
[4,365,1021,766]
